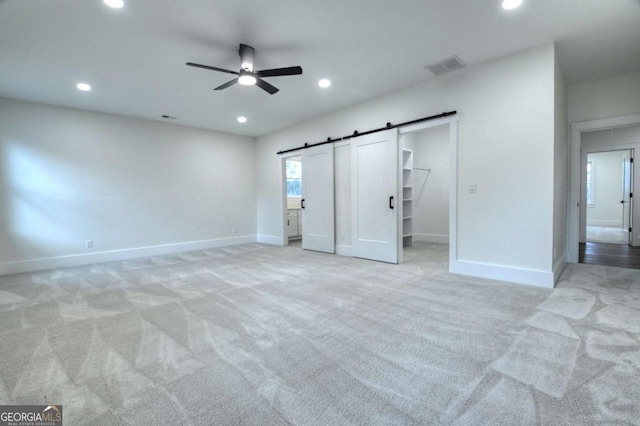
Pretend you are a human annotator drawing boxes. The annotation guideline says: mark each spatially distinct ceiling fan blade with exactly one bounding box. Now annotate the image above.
[255,78,279,94]
[255,66,303,78]
[186,62,239,75]
[214,78,238,91]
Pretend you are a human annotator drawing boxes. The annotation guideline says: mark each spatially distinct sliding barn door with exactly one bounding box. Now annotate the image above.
[351,129,399,263]
[301,144,335,253]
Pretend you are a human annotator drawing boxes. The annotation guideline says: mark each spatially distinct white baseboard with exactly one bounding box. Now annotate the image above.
[0,235,257,276]
[336,245,352,257]
[450,259,555,289]
[587,220,623,227]
[552,253,567,286]
[413,233,449,244]
[257,234,284,245]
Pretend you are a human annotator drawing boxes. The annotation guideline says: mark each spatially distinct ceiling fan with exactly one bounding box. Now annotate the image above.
[186,44,303,95]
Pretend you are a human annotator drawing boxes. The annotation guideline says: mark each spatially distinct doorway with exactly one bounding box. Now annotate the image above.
[280,144,335,253]
[569,115,640,269]
[284,155,302,245]
[584,149,632,245]
[397,115,458,267]
[400,124,450,261]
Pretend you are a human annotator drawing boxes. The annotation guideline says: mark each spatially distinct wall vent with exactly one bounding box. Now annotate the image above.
[425,55,466,76]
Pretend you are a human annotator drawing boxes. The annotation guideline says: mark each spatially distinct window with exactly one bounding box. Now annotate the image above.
[286,158,302,197]
[586,160,595,207]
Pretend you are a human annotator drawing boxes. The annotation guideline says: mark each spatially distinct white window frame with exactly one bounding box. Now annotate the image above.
[285,157,302,198]
[586,159,595,208]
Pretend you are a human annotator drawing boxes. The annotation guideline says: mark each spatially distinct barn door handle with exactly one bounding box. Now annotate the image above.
[301,199,305,209]
[389,196,394,209]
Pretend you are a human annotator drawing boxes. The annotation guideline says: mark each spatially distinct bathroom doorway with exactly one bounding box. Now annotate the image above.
[285,156,303,245]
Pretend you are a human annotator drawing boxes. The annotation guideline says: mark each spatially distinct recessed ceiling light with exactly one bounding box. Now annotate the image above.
[76,83,91,91]
[103,0,124,8]
[237,116,247,123]
[502,0,522,10]
[318,79,331,88]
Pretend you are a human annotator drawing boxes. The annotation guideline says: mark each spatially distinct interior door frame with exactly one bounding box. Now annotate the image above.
[568,113,640,262]
[279,150,302,246]
[398,114,459,268]
[581,148,633,244]
[622,150,633,242]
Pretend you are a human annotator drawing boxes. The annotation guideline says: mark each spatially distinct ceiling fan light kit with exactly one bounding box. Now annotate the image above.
[186,43,303,95]
[238,70,257,86]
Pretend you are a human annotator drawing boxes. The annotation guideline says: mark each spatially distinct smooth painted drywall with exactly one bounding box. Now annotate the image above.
[581,124,640,149]
[0,98,256,271]
[411,125,449,243]
[400,133,416,153]
[258,43,557,279]
[586,151,625,227]
[569,71,640,124]
[553,49,568,274]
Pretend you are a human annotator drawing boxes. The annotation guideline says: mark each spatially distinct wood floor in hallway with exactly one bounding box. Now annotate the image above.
[579,242,640,269]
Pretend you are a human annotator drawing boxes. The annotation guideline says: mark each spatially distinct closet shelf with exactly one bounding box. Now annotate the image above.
[402,148,413,248]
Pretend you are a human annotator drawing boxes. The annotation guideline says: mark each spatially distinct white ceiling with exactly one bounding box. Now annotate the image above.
[1,0,639,137]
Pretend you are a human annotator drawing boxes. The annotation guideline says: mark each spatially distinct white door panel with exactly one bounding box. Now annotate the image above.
[351,129,398,263]
[302,144,335,253]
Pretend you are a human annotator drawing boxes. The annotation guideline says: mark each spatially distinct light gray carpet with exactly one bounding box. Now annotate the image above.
[0,243,639,425]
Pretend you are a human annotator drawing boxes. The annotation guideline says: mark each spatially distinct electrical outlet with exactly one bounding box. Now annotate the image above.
[86,240,93,249]
[232,227,237,234]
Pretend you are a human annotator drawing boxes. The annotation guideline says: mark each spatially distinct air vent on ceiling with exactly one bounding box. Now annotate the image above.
[425,55,466,76]
[161,115,178,120]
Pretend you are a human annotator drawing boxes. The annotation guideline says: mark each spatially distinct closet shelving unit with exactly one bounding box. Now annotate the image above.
[402,149,413,247]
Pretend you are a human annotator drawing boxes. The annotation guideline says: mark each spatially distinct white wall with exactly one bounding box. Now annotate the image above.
[569,71,640,124]
[581,124,640,150]
[586,151,625,227]
[0,97,256,274]
[553,49,568,280]
[257,43,559,287]
[400,132,416,153]
[412,125,449,243]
